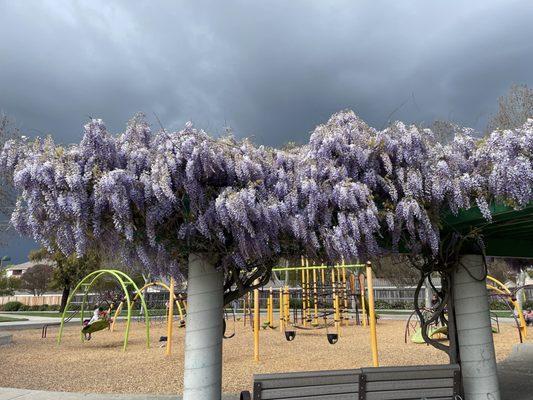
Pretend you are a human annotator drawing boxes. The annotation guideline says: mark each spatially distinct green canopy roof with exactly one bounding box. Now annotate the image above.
[443,203,533,258]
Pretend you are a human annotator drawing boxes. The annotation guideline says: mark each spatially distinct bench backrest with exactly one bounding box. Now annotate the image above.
[361,364,461,400]
[252,368,361,400]
[248,364,460,400]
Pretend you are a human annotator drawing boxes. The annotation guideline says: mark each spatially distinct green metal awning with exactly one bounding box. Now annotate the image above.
[442,203,533,258]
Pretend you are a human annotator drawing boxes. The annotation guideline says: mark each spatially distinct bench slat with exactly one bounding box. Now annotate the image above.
[262,394,357,400]
[261,383,358,399]
[366,377,454,391]
[254,369,360,381]
[362,364,459,374]
[258,374,360,389]
[363,368,457,382]
[366,387,454,400]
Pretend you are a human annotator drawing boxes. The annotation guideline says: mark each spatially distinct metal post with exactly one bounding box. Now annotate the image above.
[366,261,379,367]
[166,277,175,356]
[359,273,367,327]
[254,281,260,362]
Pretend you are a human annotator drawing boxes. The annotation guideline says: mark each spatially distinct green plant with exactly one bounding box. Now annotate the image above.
[522,300,533,311]
[489,300,509,310]
[374,299,391,309]
[2,301,23,311]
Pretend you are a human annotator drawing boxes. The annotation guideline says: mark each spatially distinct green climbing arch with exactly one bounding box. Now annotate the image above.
[57,269,150,351]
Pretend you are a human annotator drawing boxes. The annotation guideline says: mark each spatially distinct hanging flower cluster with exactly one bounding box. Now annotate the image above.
[1,110,531,276]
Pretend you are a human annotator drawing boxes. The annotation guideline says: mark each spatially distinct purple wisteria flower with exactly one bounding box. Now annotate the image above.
[1,111,531,277]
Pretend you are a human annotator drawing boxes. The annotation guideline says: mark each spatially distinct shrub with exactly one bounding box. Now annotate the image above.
[389,301,412,310]
[489,301,509,310]
[374,300,391,309]
[522,300,533,311]
[2,301,23,311]
[289,298,302,309]
[19,305,31,311]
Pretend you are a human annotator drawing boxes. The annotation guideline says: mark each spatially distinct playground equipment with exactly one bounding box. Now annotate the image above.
[109,277,186,355]
[250,259,379,366]
[486,275,529,342]
[405,274,529,345]
[58,269,150,351]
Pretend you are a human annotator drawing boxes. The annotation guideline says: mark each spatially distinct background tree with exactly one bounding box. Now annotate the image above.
[487,257,513,284]
[487,84,533,132]
[0,268,21,296]
[0,114,19,244]
[29,247,101,312]
[20,263,53,296]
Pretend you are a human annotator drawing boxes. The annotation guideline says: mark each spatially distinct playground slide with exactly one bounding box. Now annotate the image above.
[410,326,448,344]
[411,325,498,344]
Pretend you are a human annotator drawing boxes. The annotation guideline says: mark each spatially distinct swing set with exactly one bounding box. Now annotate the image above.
[242,259,379,366]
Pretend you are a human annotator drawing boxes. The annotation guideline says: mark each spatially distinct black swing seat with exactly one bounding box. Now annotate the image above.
[284,330,296,341]
[240,363,461,400]
[326,333,338,344]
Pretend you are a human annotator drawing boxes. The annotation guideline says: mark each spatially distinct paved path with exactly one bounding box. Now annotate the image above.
[498,343,533,400]
[0,388,239,400]
[0,313,65,331]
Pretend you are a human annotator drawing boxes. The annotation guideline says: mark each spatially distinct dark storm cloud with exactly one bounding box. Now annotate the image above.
[1,0,533,261]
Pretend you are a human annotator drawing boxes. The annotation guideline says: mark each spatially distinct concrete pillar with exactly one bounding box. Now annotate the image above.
[183,254,224,400]
[453,254,500,400]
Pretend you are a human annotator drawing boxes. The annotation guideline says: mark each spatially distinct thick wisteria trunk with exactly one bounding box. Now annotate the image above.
[183,254,224,400]
[453,254,500,400]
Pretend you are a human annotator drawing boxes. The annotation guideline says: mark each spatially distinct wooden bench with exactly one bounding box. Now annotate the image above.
[240,364,461,400]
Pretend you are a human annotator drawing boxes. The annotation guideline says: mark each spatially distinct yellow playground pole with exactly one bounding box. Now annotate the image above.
[279,287,284,333]
[166,277,175,356]
[321,268,326,309]
[332,268,340,337]
[305,259,311,323]
[300,257,307,326]
[487,275,527,339]
[313,266,319,325]
[342,264,348,325]
[253,282,260,362]
[284,286,290,326]
[111,301,124,332]
[359,272,367,327]
[366,261,379,367]
[268,287,274,327]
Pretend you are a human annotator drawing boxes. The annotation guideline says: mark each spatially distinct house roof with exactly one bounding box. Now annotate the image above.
[5,260,55,271]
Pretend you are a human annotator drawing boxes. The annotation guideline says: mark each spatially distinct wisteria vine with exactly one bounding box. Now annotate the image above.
[1,110,532,304]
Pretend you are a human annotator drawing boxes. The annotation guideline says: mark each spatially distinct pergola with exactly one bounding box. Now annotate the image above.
[444,203,533,258]
[440,203,533,399]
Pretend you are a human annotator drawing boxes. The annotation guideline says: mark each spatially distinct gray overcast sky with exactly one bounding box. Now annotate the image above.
[1,0,533,263]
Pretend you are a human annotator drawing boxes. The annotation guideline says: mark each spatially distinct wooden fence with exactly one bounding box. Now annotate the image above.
[0,294,62,306]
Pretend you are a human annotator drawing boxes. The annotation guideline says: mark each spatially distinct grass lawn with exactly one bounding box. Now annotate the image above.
[9,309,171,318]
[376,309,514,318]
[0,316,29,322]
